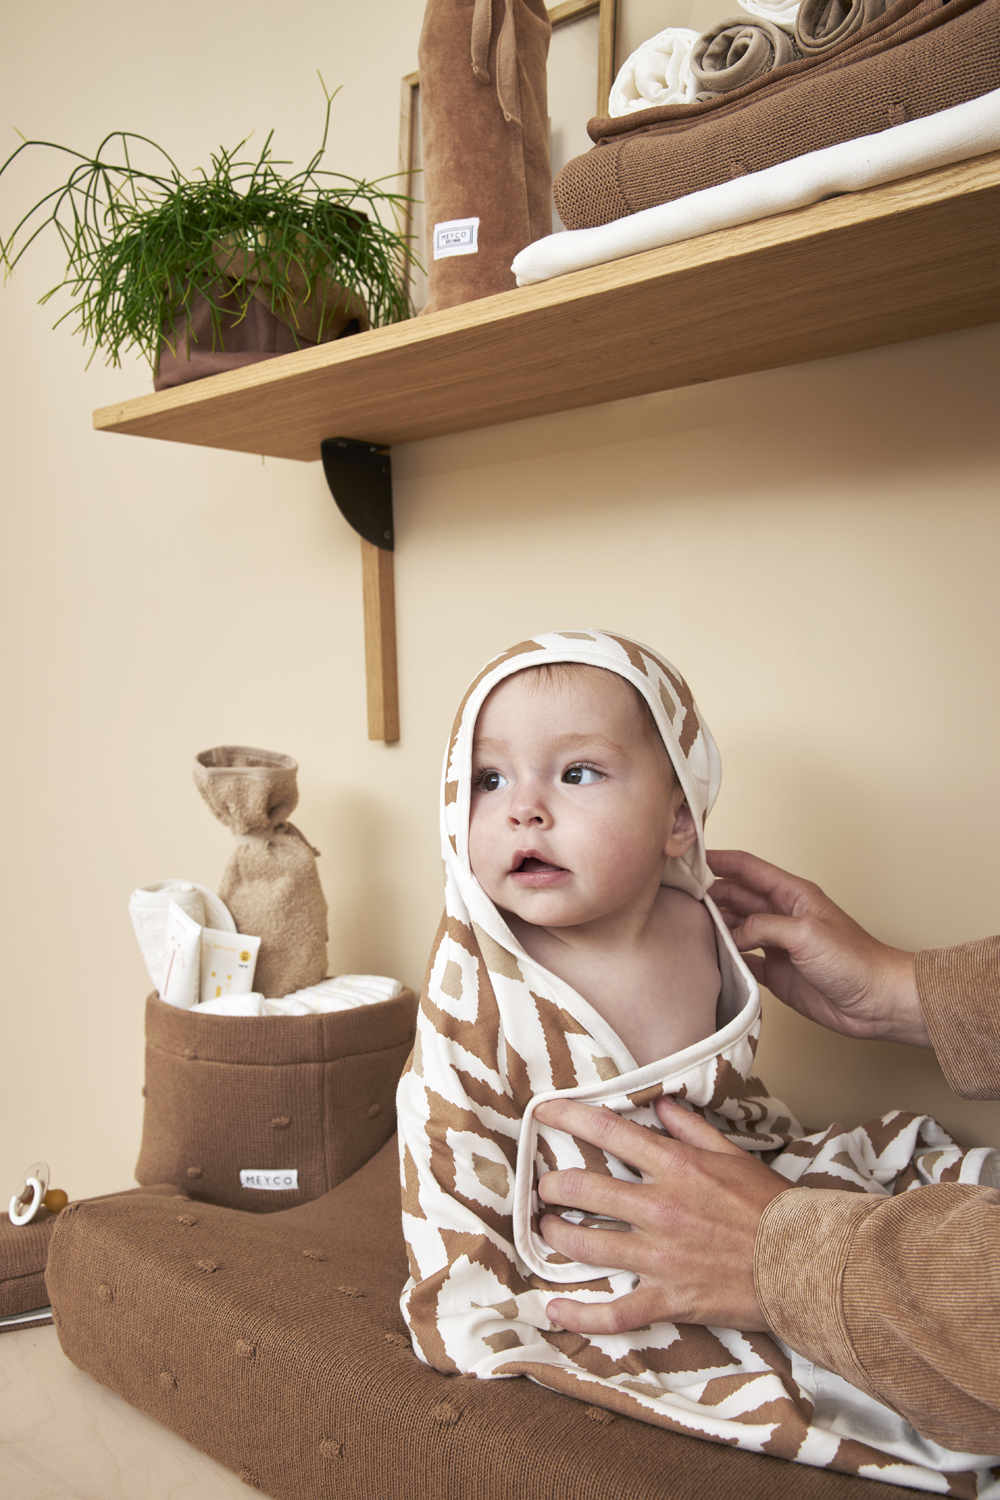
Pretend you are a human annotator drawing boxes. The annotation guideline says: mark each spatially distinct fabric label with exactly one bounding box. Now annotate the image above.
[433,217,480,259]
[240,1169,299,1191]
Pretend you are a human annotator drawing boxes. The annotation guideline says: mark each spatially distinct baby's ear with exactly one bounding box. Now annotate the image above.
[664,797,699,858]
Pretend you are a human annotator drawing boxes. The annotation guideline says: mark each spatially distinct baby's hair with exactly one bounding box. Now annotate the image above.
[518,662,674,773]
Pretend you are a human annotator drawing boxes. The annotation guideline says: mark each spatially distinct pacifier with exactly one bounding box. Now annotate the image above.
[8,1161,69,1226]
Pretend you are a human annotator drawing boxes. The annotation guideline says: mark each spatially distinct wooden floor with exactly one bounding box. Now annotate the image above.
[0,1324,255,1499]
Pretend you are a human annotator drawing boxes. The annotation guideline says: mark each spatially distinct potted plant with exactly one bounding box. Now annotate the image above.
[0,79,415,389]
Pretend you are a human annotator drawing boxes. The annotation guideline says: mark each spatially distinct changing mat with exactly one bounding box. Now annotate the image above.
[397,630,1000,1493]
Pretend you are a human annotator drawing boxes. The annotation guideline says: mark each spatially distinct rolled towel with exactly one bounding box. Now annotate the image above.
[690,17,799,99]
[195,992,267,1016]
[795,0,885,54]
[128,880,234,992]
[609,28,700,115]
[294,975,405,1011]
[193,975,405,1016]
[737,0,800,31]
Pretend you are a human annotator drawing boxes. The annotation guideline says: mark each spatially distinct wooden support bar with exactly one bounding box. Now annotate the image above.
[361,539,399,743]
[596,0,618,117]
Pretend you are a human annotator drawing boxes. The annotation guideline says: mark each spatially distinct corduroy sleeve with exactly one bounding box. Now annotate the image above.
[753,935,1000,1455]
[916,936,1000,1100]
[755,1183,1000,1454]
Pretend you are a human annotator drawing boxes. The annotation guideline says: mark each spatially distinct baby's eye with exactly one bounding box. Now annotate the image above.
[562,765,602,785]
[475,769,508,793]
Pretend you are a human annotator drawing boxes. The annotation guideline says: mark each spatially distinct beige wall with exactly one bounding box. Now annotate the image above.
[2,1,999,1204]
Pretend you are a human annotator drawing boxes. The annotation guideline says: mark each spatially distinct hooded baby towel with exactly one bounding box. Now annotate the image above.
[398,631,1000,1493]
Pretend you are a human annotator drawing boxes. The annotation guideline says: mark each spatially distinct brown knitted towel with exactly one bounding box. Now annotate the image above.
[690,17,799,98]
[134,989,417,1212]
[193,746,328,999]
[419,0,551,311]
[795,0,887,54]
[553,0,997,228]
[1,1183,182,1325]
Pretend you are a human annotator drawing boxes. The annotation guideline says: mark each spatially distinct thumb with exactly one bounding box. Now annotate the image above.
[655,1096,747,1157]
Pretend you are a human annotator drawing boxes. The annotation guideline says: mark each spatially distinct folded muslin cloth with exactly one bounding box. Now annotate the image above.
[129,880,235,992]
[738,0,800,30]
[609,28,700,114]
[795,0,885,52]
[520,88,1000,283]
[691,16,799,98]
[397,629,1000,1490]
[196,974,405,1016]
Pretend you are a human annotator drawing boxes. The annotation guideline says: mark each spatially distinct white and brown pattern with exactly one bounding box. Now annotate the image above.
[398,631,1000,1494]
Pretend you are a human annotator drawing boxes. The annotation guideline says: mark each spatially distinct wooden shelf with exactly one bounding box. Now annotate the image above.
[94,152,1000,463]
[92,151,1000,743]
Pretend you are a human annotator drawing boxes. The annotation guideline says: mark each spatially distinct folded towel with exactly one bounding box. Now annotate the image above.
[795,0,885,52]
[552,0,998,228]
[519,87,1000,284]
[737,0,801,32]
[128,880,234,992]
[690,17,799,98]
[195,974,405,1016]
[609,28,700,114]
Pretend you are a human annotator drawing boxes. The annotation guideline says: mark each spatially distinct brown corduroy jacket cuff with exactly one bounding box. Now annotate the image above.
[916,936,1000,1100]
[754,1188,886,1401]
[756,1182,1000,1453]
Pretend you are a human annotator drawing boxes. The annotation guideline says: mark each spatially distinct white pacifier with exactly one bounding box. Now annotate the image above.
[8,1161,68,1226]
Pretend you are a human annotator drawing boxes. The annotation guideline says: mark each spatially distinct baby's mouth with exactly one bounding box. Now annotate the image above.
[510,855,569,885]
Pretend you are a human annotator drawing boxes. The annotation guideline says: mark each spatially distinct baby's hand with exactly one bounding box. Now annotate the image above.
[707,849,928,1047]
[534,1096,788,1335]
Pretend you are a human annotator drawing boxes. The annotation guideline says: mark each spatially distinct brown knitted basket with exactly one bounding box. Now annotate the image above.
[135,991,416,1212]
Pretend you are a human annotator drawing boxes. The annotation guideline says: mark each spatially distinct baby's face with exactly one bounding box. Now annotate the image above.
[469,667,693,930]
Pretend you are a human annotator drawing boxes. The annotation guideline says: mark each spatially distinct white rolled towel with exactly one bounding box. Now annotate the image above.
[193,974,405,1016]
[608,28,700,115]
[737,0,800,33]
[129,880,235,992]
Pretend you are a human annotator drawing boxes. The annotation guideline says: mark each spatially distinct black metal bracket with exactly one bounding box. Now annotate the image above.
[321,437,394,551]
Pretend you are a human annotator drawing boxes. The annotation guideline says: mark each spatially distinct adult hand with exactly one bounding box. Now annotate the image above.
[707,850,929,1048]
[534,1095,789,1335]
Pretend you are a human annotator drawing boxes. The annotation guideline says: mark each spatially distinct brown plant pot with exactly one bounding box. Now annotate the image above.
[153,267,370,391]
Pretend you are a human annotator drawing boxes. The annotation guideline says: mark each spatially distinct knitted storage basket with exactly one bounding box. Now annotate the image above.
[135,991,417,1212]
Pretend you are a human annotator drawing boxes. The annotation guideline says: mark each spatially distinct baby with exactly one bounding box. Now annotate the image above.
[468,661,720,1066]
[397,630,998,1489]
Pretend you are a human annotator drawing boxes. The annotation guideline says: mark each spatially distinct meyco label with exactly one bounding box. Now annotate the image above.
[433,217,480,259]
[240,1169,299,1191]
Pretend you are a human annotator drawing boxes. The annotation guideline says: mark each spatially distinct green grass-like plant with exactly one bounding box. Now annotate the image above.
[0,79,415,370]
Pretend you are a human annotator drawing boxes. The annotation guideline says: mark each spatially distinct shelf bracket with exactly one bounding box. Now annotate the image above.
[321,437,399,743]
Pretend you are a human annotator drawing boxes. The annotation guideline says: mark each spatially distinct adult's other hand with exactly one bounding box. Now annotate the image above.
[535,1095,789,1336]
[707,849,929,1047]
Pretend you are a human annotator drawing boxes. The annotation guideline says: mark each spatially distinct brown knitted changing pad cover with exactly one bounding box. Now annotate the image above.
[554,0,998,227]
[45,1138,919,1500]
